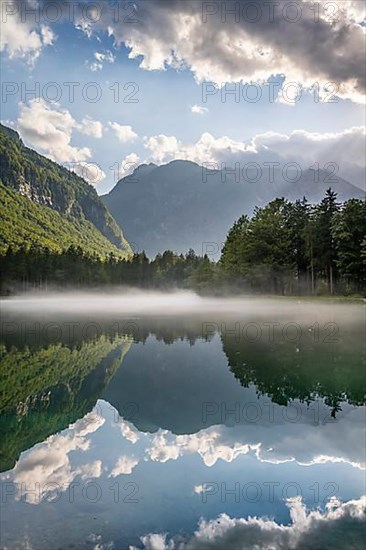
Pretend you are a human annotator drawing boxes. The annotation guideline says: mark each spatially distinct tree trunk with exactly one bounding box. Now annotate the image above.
[310,243,315,295]
[330,264,334,295]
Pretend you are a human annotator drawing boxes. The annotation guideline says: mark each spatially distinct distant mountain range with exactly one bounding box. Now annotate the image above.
[1,124,363,261]
[0,124,131,258]
[103,159,365,258]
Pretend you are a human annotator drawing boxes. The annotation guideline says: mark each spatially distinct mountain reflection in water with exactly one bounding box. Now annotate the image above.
[0,294,365,549]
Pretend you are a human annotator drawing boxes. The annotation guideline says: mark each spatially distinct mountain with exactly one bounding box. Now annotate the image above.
[103,160,365,258]
[0,124,131,258]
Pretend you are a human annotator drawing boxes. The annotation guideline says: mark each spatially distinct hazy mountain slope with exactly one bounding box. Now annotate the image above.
[0,124,131,257]
[103,160,364,257]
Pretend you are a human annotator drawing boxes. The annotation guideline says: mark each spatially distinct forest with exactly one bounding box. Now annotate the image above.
[1,189,365,296]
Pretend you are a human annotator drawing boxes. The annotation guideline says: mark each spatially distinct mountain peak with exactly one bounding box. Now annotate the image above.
[103,160,364,258]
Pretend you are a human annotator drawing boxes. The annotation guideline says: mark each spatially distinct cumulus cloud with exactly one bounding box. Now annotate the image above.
[10,408,104,504]
[88,61,103,72]
[69,0,366,103]
[191,105,209,115]
[17,99,107,184]
[132,495,366,549]
[142,127,366,188]
[109,122,138,143]
[118,418,140,443]
[4,398,365,512]
[302,0,365,24]
[2,1,365,102]
[0,0,55,64]
[109,455,139,477]
[145,419,366,470]
[72,410,105,437]
[138,400,366,470]
[144,135,180,164]
[107,152,141,185]
[18,99,91,163]
[148,429,257,467]
[78,116,103,139]
[72,161,106,185]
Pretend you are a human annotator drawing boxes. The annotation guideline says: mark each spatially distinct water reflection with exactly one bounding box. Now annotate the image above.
[0,335,132,471]
[0,295,365,548]
[1,398,365,549]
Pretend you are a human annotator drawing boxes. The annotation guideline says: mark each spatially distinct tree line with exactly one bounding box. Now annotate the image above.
[1,190,365,295]
[220,189,366,295]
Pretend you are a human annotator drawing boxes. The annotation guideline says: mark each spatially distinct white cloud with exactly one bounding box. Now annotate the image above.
[94,50,115,64]
[142,127,366,188]
[2,1,364,103]
[139,533,170,550]
[109,122,138,143]
[109,455,139,477]
[148,429,256,467]
[88,61,103,72]
[75,0,366,103]
[301,0,365,24]
[191,105,209,115]
[144,135,180,164]
[0,1,55,64]
[17,99,107,184]
[11,408,104,504]
[72,161,106,186]
[5,398,365,514]
[118,418,140,443]
[132,495,366,549]
[18,99,91,164]
[144,131,253,165]
[87,50,116,71]
[142,401,366,470]
[72,410,105,437]
[78,116,103,139]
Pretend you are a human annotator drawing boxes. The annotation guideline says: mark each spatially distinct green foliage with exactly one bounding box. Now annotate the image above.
[0,124,131,257]
[220,215,250,278]
[310,188,340,292]
[0,183,128,258]
[0,336,131,414]
[332,199,366,290]
[220,191,366,295]
[0,244,219,294]
[223,326,366,409]
[1,188,365,295]
[0,335,132,470]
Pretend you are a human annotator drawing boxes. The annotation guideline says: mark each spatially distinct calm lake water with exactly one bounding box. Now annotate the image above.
[0,293,365,549]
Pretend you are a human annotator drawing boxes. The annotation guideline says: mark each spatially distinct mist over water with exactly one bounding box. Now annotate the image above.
[1,290,364,324]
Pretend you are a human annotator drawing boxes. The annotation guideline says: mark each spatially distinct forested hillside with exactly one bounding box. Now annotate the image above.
[2,190,365,296]
[0,124,131,258]
[0,183,128,257]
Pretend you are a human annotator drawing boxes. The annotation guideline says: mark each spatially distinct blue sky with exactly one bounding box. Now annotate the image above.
[1,0,365,193]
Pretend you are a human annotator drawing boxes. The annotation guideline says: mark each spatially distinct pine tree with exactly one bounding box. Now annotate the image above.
[332,199,366,292]
[313,188,340,293]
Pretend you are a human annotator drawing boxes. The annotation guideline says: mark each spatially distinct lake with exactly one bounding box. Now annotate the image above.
[0,293,365,549]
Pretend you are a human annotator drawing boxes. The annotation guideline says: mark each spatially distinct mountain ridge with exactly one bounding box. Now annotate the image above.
[103,159,364,258]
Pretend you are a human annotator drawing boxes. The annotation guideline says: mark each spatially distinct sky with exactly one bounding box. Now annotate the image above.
[0,0,365,194]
